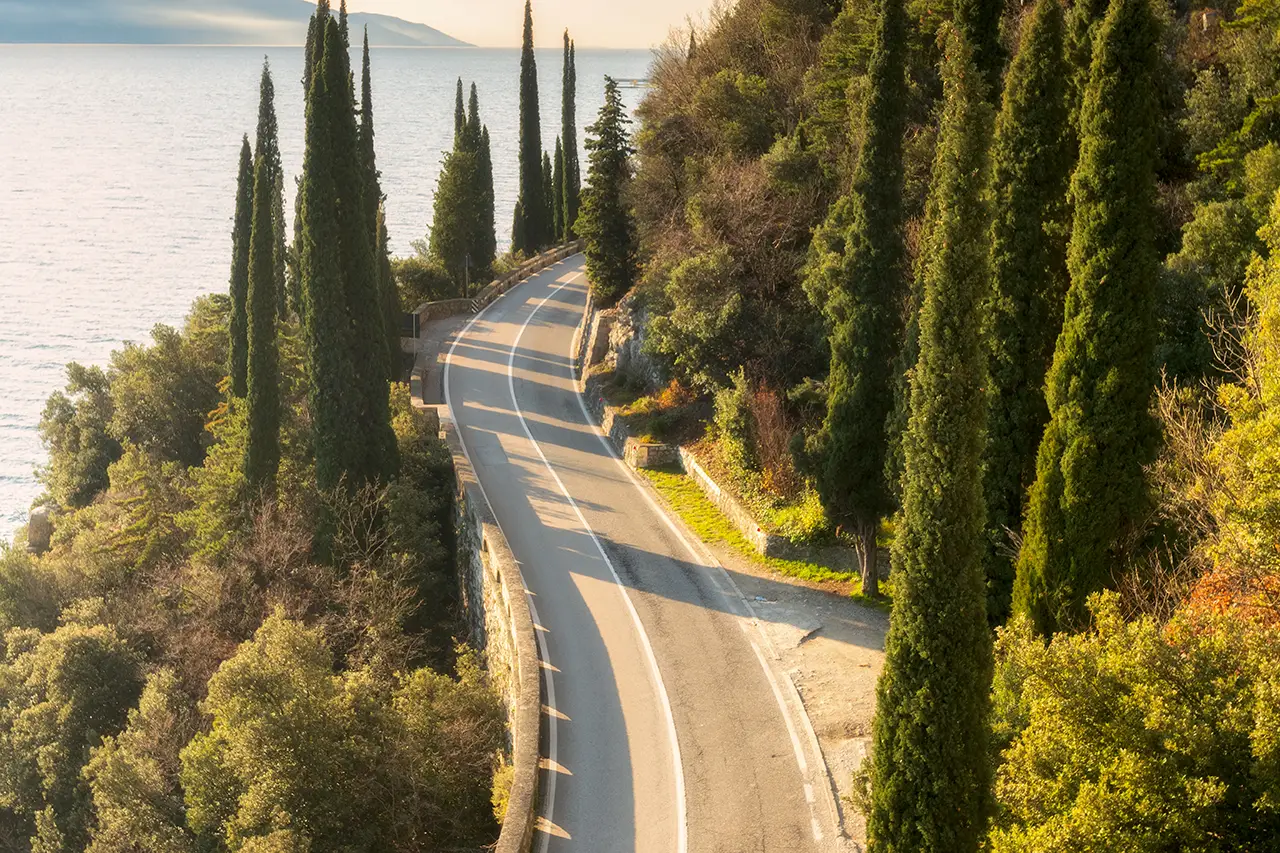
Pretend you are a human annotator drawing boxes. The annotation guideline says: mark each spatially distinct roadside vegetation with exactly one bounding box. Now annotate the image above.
[584,0,1280,846]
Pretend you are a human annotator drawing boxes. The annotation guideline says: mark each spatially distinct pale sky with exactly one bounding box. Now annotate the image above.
[347,0,717,48]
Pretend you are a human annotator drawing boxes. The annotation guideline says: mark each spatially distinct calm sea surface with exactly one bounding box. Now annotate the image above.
[0,45,652,541]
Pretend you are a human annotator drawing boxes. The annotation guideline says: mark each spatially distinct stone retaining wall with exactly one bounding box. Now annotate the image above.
[441,417,541,853]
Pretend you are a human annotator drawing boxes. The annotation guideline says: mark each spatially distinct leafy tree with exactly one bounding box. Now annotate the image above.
[392,255,455,309]
[561,31,581,238]
[38,364,122,509]
[228,136,254,399]
[867,28,995,853]
[982,0,1073,625]
[577,78,638,306]
[798,0,908,595]
[1013,0,1162,634]
[990,594,1280,851]
[512,0,548,253]
[244,152,282,493]
[0,623,145,850]
[83,671,200,853]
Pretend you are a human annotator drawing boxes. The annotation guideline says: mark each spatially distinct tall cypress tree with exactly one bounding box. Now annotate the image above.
[478,122,497,273]
[542,151,555,238]
[513,0,546,254]
[578,78,637,305]
[1065,0,1110,133]
[953,0,1005,93]
[799,0,908,597]
[1013,0,1162,634]
[454,78,466,141]
[553,137,566,241]
[868,28,995,852]
[359,28,398,382]
[377,204,401,379]
[252,59,288,320]
[244,152,281,491]
[228,136,254,399]
[339,0,349,46]
[982,0,1072,625]
[561,30,581,239]
[301,15,397,490]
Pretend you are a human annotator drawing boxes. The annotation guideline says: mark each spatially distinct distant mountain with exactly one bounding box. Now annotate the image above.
[0,0,469,46]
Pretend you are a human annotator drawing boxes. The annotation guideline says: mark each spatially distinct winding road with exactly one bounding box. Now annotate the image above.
[443,255,840,852]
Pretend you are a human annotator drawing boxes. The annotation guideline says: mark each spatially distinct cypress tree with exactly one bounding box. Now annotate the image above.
[953,0,1005,93]
[513,0,547,254]
[252,59,288,320]
[578,78,638,305]
[982,0,1073,625]
[359,27,383,243]
[561,31,581,239]
[1065,0,1110,132]
[553,137,566,241]
[326,20,397,483]
[244,153,281,491]
[1013,0,1162,634]
[300,16,397,491]
[454,77,466,142]
[377,204,401,379]
[542,151,555,239]
[430,140,481,291]
[868,28,995,852]
[359,28,398,382]
[228,136,254,399]
[339,0,349,46]
[478,122,497,273]
[799,0,908,597]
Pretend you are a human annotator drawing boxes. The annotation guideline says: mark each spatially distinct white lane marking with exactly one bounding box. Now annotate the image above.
[564,283,836,848]
[443,265,567,853]
[511,274,689,853]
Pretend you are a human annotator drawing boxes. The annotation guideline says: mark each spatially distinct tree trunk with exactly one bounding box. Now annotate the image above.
[858,518,880,598]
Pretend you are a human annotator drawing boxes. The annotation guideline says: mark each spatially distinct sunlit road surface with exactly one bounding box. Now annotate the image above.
[445,256,837,852]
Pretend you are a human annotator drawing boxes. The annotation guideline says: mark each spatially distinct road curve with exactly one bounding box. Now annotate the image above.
[444,255,837,852]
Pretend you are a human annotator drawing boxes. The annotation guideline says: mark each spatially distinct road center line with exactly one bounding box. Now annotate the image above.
[509,274,689,853]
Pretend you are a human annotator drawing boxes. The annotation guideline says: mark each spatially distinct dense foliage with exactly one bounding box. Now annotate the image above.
[13,5,504,848]
[429,80,498,295]
[867,30,995,851]
[578,78,639,306]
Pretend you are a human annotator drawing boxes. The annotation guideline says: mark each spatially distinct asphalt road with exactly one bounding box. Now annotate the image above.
[444,256,838,852]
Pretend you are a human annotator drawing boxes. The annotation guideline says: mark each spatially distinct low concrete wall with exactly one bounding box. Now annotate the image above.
[416,298,474,326]
[440,416,541,853]
[472,241,585,310]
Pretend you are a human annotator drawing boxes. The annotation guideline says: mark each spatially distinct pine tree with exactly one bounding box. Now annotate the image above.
[982,0,1073,625]
[244,152,281,491]
[542,151,555,239]
[300,15,397,490]
[561,31,581,239]
[513,0,547,254]
[228,136,254,399]
[553,137,566,241]
[868,28,995,852]
[799,0,908,597]
[953,0,1005,93]
[578,78,638,305]
[1013,0,1162,634]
